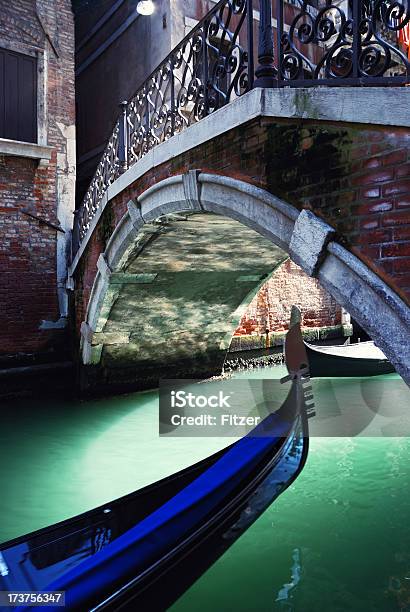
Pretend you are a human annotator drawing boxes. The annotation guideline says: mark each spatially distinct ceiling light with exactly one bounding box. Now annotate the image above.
[136,0,155,15]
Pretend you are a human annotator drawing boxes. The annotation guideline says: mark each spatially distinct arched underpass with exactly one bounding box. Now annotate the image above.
[80,213,287,392]
[75,173,410,393]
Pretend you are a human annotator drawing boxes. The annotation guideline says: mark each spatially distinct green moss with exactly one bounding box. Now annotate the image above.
[293,90,320,119]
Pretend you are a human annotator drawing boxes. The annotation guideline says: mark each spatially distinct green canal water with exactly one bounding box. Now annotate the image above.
[1,368,409,611]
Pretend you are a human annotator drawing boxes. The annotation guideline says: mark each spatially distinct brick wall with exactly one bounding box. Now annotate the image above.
[0,156,59,358]
[265,122,410,303]
[0,0,75,365]
[234,259,342,336]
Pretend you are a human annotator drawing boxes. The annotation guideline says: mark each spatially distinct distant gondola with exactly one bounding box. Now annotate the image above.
[304,340,395,378]
[1,308,313,612]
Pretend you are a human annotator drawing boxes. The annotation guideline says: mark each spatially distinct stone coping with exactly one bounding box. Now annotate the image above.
[0,138,53,164]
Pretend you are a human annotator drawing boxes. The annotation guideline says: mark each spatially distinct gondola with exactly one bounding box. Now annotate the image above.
[0,307,313,612]
[304,339,395,378]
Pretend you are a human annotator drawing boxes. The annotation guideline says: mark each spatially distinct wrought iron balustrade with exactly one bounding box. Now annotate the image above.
[276,0,410,84]
[75,0,410,249]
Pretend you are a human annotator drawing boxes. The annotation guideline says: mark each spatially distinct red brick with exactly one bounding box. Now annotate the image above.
[381,211,410,227]
[358,229,392,244]
[234,259,342,336]
[360,217,379,230]
[352,169,394,187]
[393,258,410,273]
[356,201,393,215]
[383,180,410,196]
[350,145,369,160]
[370,143,388,155]
[338,190,357,204]
[357,245,380,259]
[0,0,74,359]
[396,163,410,178]
[362,130,384,142]
[394,227,410,241]
[361,187,381,199]
[392,273,410,288]
[382,149,407,167]
[395,196,410,209]
[363,157,382,170]
[382,243,410,258]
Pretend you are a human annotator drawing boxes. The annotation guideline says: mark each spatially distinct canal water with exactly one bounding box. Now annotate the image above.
[1,368,409,611]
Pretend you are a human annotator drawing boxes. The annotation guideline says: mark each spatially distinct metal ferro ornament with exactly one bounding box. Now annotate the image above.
[75,0,410,247]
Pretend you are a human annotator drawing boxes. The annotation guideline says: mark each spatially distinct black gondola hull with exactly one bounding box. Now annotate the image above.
[305,342,395,377]
[91,412,309,611]
[0,390,308,612]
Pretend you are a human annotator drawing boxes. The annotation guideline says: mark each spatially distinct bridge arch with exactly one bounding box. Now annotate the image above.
[77,173,410,390]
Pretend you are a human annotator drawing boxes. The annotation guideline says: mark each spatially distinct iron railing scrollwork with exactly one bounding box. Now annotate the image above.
[277,0,410,85]
[78,123,121,242]
[75,0,410,250]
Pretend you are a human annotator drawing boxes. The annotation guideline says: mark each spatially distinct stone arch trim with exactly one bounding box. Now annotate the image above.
[75,172,410,385]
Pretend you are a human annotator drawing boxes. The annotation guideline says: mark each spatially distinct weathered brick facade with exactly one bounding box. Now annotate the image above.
[266,122,410,301]
[0,0,75,367]
[234,259,342,336]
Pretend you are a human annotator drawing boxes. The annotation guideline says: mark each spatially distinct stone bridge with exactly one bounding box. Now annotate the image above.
[69,87,410,393]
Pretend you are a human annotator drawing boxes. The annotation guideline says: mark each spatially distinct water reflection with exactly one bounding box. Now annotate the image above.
[171,436,410,612]
[275,547,302,608]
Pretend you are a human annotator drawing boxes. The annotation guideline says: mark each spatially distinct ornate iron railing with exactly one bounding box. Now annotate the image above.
[75,0,410,249]
[276,0,410,85]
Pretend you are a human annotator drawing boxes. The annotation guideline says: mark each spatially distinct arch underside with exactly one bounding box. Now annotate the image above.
[78,173,410,392]
[82,213,287,392]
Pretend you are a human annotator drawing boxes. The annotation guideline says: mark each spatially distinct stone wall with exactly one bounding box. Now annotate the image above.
[234,258,342,336]
[0,0,75,366]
